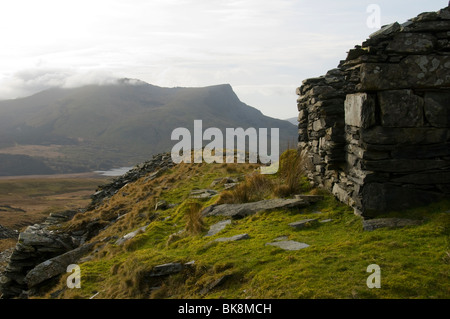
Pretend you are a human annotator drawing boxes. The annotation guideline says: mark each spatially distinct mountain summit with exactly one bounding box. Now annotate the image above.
[0,80,296,175]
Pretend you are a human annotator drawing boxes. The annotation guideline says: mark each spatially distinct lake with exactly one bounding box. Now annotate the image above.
[94,166,133,177]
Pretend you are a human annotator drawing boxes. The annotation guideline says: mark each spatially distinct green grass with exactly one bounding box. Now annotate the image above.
[46,158,450,299]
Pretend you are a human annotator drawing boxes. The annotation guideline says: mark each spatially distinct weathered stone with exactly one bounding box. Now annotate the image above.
[363,218,423,231]
[386,33,436,53]
[344,93,376,128]
[332,183,353,207]
[361,183,445,216]
[189,189,218,199]
[298,6,450,217]
[289,219,318,229]
[360,55,450,90]
[361,159,450,173]
[0,225,18,239]
[293,194,324,203]
[401,20,450,32]
[201,198,308,219]
[378,90,424,127]
[115,225,148,245]
[154,200,168,211]
[424,91,450,127]
[360,127,448,145]
[391,171,450,184]
[391,143,450,159]
[214,234,250,242]
[200,274,232,295]
[205,220,231,237]
[265,241,310,251]
[24,243,95,288]
[368,22,401,40]
[149,262,183,277]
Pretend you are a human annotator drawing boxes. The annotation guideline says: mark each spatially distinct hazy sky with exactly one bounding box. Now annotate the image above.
[0,0,447,119]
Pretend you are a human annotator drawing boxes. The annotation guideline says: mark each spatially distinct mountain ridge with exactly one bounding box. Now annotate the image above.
[0,80,296,175]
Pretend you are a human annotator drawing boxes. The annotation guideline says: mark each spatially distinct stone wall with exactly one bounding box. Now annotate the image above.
[297,6,450,217]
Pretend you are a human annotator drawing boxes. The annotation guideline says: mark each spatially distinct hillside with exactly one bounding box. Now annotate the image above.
[0,150,448,299]
[0,80,296,175]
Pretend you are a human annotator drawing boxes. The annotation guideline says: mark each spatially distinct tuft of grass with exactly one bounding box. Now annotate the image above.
[273,148,306,197]
[184,201,206,235]
[217,172,273,204]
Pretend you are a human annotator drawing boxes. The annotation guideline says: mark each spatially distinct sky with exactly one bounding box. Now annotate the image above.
[0,0,447,119]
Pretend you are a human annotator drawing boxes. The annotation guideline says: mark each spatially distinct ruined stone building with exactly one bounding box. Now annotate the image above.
[297,6,450,217]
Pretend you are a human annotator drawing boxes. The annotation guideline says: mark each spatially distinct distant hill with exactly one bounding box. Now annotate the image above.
[285,117,298,125]
[0,79,296,175]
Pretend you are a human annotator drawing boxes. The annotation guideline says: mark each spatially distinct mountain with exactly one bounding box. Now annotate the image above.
[0,80,296,175]
[285,117,298,125]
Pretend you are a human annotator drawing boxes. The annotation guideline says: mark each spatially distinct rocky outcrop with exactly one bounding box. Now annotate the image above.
[89,152,174,210]
[0,210,84,298]
[0,152,176,299]
[297,6,450,217]
[0,225,18,239]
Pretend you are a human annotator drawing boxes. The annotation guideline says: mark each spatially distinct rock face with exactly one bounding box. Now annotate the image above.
[89,152,174,209]
[297,6,450,217]
[0,210,85,298]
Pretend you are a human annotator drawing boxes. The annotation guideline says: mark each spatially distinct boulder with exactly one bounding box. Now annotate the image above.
[24,243,95,288]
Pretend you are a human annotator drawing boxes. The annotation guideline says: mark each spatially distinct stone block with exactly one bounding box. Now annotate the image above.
[391,171,450,185]
[378,90,424,127]
[424,91,450,127]
[386,33,436,53]
[344,93,376,128]
[361,183,445,216]
[360,126,448,145]
[360,55,450,90]
[361,159,450,173]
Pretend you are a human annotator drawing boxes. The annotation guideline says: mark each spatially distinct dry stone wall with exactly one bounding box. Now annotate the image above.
[297,6,450,217]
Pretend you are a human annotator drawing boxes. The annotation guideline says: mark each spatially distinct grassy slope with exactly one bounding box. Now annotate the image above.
[45,160,450,299]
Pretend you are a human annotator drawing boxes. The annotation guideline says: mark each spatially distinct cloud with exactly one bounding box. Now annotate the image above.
[0,68,119,100]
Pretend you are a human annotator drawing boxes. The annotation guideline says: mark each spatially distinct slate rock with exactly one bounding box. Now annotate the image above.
[202,198,308,219]
[289,219,319,230]
[149,262,183,277]
[115,225,148,245]
[266,241,310,251]
[362,218,423,231]
[0,225,18,239]
[189,189,218,199]
[24,243,95,288]
[214,234,250,242]
[205,220,232,237]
